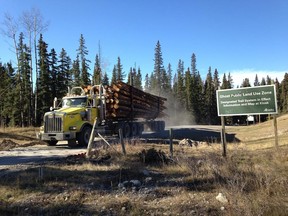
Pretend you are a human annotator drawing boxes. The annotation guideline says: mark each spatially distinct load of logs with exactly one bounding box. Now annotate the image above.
[102,81,167,120]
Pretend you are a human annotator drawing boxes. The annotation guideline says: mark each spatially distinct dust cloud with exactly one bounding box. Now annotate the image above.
[163,93,195,126]
[148,89,195,126]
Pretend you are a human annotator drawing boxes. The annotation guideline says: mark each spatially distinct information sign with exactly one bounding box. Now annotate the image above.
[217,85,278,116]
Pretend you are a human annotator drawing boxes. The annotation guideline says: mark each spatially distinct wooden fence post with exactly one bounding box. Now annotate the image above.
[169,128,173,158]
[119,128,126,155]
[86,118,98,158]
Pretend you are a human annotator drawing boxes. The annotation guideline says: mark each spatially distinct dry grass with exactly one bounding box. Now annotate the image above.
[0,114,288,215]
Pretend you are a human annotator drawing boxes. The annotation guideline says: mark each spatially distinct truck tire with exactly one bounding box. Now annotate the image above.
[131,123,138,137]
[123,122,131,138]
[159,121,165,131]
[46,140,58,146]
[77,125,92,146]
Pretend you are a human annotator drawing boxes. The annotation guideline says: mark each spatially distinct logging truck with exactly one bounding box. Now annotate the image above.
[38,82,166,147]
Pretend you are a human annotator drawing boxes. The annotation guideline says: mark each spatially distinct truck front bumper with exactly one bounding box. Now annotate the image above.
[38,131,76,141]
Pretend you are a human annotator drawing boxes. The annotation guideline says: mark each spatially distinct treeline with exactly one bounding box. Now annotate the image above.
[0,10,288,127]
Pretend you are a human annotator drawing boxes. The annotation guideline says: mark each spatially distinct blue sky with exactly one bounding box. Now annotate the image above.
[0,0,288,87]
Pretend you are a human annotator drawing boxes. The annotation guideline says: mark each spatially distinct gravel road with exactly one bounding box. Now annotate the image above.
[0,125,236,171]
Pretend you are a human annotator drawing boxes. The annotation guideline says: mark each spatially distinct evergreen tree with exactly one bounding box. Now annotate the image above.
[260,77,266,85]
[254,74,260,86]
[135,67,142,90]
[93,54,101,85]
[77,34,90,85]
[190,53,203,123]
[17,32,32,126]
[0,63,16,126]
[127,67,136,85]
[102,72,109,86]
[184,67,191,111]
[241,78,251,87]
[49,48,58,100]
[274,78,281,113]
[176,59,185,105]
[203,67,214,124]
[116,57,125,82]
[266,75,272,85]
[221,73,228,89]
[166,63,173,91]
[172,73,178,96]
[36,34,51,125]
[213,69,220,90]
[212,69,220,124]
[111,65,117,85]
[72,55,81,87]
[280,73,288,112]
[153,40,165,94]
[144,73,150,91]
[150,72,157,91]
[227,72,234,89]
[58,48,71,97]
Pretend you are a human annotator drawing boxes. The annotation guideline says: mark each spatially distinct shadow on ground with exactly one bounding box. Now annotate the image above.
[141,127,239,143]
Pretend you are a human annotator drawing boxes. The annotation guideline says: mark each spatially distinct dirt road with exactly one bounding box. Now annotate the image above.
[0,125,232,171]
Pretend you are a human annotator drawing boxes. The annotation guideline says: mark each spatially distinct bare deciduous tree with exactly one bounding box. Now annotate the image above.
[1,13,19,66]
[20,7,49,125]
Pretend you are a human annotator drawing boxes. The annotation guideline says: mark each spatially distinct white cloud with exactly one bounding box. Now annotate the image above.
[220,69,287,88]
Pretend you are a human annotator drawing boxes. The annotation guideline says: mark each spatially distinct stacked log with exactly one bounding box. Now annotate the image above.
[104,81,167,120]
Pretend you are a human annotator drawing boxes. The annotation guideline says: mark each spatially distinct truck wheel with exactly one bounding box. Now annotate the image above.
[46,140,58,146]
[137,124,144,136]
[131,123,138,137]
[123,122,131,138]
[78,126,92,146]
[159,121,165,131]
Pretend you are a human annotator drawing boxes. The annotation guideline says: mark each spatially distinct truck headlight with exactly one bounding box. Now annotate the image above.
[69,126,77,130]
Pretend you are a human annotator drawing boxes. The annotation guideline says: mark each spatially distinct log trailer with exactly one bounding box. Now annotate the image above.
[38,81,166,146]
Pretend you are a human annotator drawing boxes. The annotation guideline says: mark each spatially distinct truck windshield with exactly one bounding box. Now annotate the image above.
[62,97,87,108]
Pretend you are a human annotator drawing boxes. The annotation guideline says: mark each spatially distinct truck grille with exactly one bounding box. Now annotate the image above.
[45,115,62,132]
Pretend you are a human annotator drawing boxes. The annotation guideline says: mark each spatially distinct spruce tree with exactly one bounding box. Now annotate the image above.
[221,73,228,89]
[37,34,51,125]
[280,73,288,112]
[102,72,109,86]
[135,67,142,90]
[116,57,125,82]
[50,48,58,100]
[213,69,220,90]
[153,40,165,94]
[241,78,251,87]
[111,65,117,85]
[190,53,203,123]
[127,67,136,85]
[166,63,173,91]
[176,60,185,105]
[266,75,272,85]
[184,67,191,111]
[212,69,220,124]
[0,63,14,126]
[58,48,71,97]
[254,74,260,86]
[203,67,214,124]
[72,55,81,87]
[227,72,234,89]
[93,54,101,85]
[17,32,32,126]
[260,77,266,85]
[144,73,150,91]
[77,34,91,85]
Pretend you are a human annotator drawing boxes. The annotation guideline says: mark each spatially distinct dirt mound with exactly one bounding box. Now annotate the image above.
[0,139,18,150]
[139,148,171,165]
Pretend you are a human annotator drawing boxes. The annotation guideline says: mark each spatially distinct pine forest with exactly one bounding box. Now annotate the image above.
[0,10,288,128]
